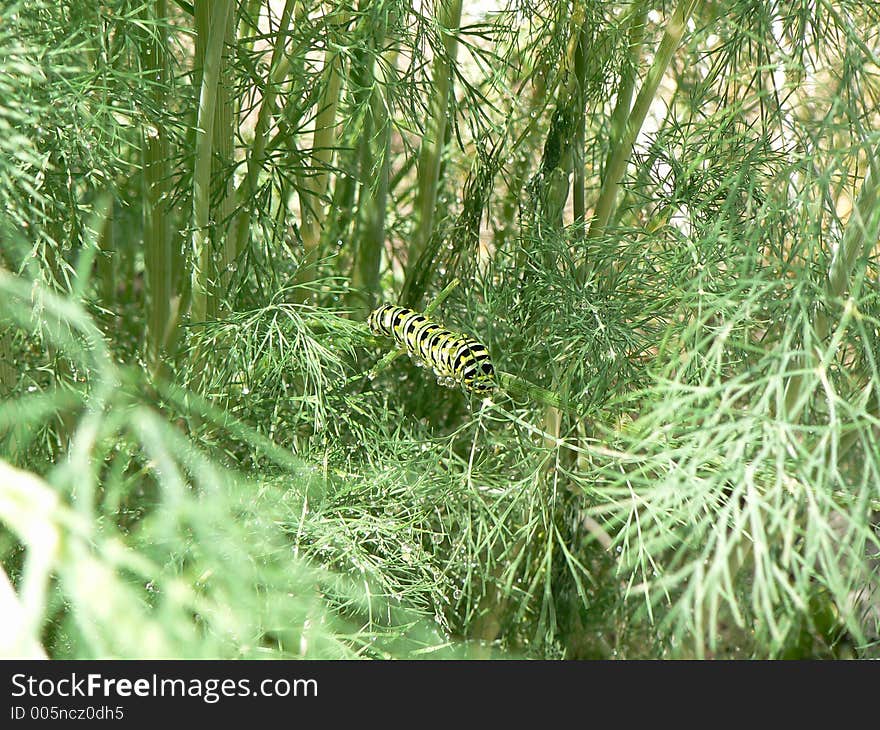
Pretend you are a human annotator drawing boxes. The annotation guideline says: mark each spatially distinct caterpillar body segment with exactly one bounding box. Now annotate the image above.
[367,305,495,393]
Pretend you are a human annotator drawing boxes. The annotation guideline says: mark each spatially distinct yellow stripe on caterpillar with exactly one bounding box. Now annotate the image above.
[367,304,495,393]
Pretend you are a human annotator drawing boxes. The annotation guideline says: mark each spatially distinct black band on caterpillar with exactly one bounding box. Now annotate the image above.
[368,304,495,393]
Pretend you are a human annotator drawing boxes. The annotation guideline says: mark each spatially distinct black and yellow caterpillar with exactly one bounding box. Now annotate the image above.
[367,304,495,393]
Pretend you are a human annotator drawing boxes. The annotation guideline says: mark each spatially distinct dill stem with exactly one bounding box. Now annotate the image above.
[231,0,297,261]
[190,0,234,326]
[406,0,463,281]
[586,0,700,244]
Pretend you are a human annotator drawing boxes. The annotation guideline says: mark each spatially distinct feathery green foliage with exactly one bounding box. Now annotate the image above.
[2,0,879,659]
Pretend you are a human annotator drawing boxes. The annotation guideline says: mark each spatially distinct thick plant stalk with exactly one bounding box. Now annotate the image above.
[238,0,264,53]
[0,330,14,398]
[608,18,643,156]
[299,10,349,262]
[572,24,589,231]
[298,60,343,256]
[212,2,237,317]
[586,0,700,242]
[96,200,116,307]
[143,0,177,376]
[600,6,649,227]
[521,2,589,241]
[499,4,587,249]
[190,0,234,326]
[351,94,391,318]
[316,147,359,277]
[825,156,880,308]
[230,0,297,260]
[350,11,394,319]
[405,0,463,283]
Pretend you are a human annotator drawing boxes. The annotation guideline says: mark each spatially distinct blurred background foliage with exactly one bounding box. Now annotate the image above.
[1,0,879,658]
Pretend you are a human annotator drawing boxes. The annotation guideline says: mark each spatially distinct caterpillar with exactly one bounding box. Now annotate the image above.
[367,304,496,394]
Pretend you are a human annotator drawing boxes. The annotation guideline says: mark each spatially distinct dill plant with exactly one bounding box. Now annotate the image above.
[2,0,880,660]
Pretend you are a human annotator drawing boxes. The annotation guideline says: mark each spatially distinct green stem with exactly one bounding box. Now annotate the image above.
[190,0,234,326]
[497,371,568,412]
[300,10,349,258]
[572,23,589,231]
[523,3,589,242]
[405,0,462,282]
[586,0,699,243]
[143,0,176,376]
[238,0,263,52]
[96,199,116,308]
[212,3,237,317]
[498,70,551,251]
[825,155,880,307]
[351,13,394,319]
[230,0,296,261]
[351,101,391,318]
[603,6,649,228]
